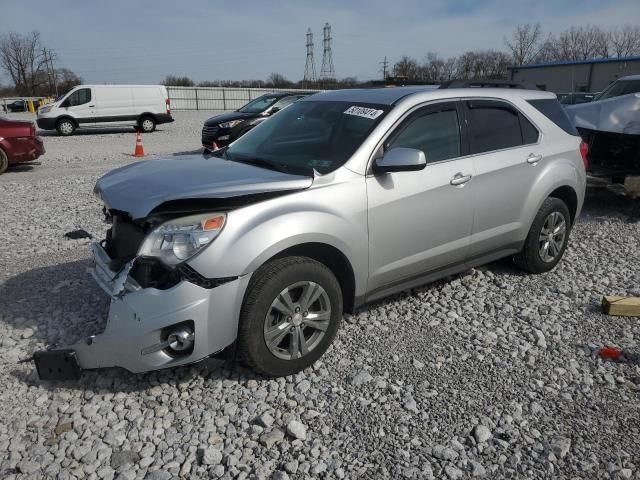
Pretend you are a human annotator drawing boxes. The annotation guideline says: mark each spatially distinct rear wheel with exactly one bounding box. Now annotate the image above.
[0,148,8,175]
[514,197,571,273]
[139,116,156,133]
[238,256,343,377]
[56,118,76,136]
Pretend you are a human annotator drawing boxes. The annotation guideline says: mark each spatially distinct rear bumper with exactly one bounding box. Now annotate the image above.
[5,136,45,165]
[35,242,250,379]
[156,113,174,125]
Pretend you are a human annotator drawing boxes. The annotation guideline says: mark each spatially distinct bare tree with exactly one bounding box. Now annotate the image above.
[393,56,421,79]
[504,23,543,65]
[609,25,640,57]
[0,31,51,96]
[56,68,82,95]
[266,73,292,88]
[555,25,609,60]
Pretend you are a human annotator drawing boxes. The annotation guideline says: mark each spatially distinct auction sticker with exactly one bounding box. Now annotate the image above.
[344,106,384,119]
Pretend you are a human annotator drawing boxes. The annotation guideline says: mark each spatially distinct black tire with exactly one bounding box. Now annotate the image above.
[56,118,76,136]
[238,256,343,377]
[514,197,571,273]
[0,148,8,175]
[139,116,156,133]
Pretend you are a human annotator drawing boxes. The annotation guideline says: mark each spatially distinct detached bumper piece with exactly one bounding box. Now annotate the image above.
[33,350,82,380]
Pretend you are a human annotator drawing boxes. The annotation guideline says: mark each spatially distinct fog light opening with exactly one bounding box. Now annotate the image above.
[167,326,194,353]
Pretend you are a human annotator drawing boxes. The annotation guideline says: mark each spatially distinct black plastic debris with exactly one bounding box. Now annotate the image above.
[64,229,93,240]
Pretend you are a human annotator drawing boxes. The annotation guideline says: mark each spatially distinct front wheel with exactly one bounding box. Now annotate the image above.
[238,256,343,377]
[56,119,76,136]
[514,197,571,273]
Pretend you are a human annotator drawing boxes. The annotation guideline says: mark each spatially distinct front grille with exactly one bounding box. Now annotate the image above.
[105,215,146,270]
[202,125,219,137]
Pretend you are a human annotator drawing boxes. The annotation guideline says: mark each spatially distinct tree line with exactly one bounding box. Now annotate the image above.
[390,23,640,83]
[0,31,83,97]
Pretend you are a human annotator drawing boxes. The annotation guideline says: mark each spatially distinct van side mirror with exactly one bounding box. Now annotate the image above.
[60,100,70,108]
[373,147,427,173]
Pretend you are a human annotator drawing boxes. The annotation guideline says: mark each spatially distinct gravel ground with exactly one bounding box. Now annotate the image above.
[1,111,640,479]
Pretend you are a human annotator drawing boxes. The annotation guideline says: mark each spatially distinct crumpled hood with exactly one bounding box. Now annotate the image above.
[565,93,640,135]
[95,154,313,219]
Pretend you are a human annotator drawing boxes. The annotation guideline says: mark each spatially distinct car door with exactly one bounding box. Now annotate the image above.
[366,101,475,295]
[462,99,542,261]
[61,87,96,124]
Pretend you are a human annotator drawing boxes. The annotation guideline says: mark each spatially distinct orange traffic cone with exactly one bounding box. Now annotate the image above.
[134,131,145,157]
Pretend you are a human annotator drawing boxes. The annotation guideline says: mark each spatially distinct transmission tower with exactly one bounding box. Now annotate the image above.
[320,23,335,81]
[380,56,389,80]
[303,28,317,84]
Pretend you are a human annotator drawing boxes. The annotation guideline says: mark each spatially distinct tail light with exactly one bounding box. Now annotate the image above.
[166,98,171,114]
[579,141,589,170]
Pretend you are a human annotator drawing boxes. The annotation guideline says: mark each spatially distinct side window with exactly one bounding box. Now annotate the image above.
[387,106,461,163]
[466,100,529,154]
[67,88,91,107]
[272,97,297,110]
[520,113,539,144]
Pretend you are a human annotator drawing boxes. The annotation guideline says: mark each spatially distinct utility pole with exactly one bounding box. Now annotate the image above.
[43,48,58,97]
[380,56,389,80]
[303,28,317,86]
[319,23,335,83]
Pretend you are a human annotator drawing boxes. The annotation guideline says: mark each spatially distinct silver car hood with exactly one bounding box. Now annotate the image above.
[565,93,640,135]
[95,154,313,220]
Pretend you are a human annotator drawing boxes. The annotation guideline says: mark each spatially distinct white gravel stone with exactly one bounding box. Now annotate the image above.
[474,424,492,444]
[286,420,307,440]
[1,114,638,480]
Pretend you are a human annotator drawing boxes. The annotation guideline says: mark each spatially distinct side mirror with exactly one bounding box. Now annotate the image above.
[60,100,69,108]
[269,106,280,114]
[373,147,427,174]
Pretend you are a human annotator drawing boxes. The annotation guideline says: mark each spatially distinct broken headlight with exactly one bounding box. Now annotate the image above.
[138,213,226,266]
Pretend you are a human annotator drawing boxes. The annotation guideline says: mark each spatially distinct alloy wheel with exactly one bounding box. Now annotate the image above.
[263,281,331,360]
[538,211,566,262]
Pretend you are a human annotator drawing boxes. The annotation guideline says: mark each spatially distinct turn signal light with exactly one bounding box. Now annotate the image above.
[203,216,225,231]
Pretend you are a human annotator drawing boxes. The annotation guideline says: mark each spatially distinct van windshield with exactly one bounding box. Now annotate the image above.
[225,100,389,175]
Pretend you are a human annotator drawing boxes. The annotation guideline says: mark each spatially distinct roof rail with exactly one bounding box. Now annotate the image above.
[439,79,540,90]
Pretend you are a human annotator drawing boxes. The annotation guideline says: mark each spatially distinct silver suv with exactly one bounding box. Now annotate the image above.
[34,87,587,380]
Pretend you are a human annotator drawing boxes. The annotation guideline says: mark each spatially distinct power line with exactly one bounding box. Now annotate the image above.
[303,28,317,84]
[320,23,335,81]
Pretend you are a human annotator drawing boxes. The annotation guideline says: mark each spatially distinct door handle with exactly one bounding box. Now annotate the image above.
[88,105,95,108]
[450,173,472,186]
[527,153,542,164]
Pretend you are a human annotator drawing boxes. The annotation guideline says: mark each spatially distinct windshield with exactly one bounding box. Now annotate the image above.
[225,100,389,175]
[593,79,640,101]
[237,95,280,113]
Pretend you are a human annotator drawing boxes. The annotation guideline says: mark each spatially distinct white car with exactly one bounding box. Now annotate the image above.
[37,84,174,136]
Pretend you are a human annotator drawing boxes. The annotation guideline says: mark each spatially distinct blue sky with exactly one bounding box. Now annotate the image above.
[1,0,638,84]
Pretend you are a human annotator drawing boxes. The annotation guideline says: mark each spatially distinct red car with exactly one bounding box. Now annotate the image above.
[0,116,45,174]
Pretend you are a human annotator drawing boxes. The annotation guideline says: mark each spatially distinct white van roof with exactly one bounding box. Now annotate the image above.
[77,84,166,88]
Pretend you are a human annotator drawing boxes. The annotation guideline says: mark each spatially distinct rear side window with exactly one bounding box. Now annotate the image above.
[466,100,536,154]
[527,98,579,136]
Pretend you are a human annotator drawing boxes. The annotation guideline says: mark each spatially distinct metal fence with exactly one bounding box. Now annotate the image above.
[166,86,318,111]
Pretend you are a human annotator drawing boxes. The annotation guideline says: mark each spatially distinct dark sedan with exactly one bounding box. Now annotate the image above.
[0,116,45,174]
[202,92,311,150]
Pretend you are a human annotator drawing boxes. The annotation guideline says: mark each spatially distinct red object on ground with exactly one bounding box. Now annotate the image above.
[599,346,623,361]
[0,117,45,173]
[134,131,145,157]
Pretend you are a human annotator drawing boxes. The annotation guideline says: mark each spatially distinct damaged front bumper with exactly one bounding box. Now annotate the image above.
[34,242,250,380]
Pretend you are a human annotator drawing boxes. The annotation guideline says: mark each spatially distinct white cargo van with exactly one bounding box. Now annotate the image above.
[37,85,174,136]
